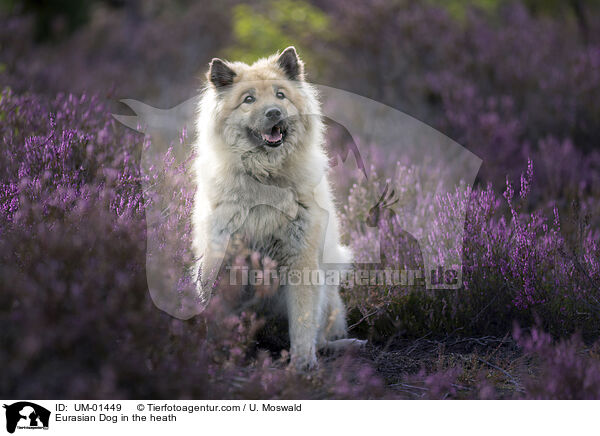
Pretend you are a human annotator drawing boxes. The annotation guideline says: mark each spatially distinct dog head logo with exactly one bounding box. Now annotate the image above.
[113,49,481,320]
[3,402,50,434]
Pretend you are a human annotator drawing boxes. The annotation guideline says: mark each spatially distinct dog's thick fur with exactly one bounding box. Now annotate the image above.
[192,47,354,369]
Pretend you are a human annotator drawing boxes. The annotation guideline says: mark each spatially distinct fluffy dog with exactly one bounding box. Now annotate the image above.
[192,47,358,369]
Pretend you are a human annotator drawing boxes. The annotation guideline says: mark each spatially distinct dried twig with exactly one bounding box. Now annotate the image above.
[477,357,524,393]
[347,309,379,331]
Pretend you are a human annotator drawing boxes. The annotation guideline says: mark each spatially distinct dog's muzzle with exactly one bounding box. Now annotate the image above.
[247,120,288,148]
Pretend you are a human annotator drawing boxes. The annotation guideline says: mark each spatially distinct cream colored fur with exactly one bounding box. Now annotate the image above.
[192,48,359,369]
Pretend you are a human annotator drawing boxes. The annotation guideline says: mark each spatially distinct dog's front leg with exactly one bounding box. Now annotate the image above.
[285,261,322,370]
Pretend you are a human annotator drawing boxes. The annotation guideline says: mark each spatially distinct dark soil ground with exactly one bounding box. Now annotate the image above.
[359,335,528,398]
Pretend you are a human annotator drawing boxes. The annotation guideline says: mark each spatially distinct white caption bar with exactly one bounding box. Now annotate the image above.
[0,400,595,435]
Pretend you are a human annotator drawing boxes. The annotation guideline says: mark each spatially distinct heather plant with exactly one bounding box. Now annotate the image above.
[0,0,234,106]
[2,0,600,399]
[514,326,600,399]
[0,87,392,399]
[340,157,600,342]
[318,1,600,188]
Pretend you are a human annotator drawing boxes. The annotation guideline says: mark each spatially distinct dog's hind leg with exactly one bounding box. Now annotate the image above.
[319,285,347,341]
[323,338,367,352]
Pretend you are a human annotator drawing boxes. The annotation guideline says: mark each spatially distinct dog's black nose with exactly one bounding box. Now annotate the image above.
[265,107,282,121]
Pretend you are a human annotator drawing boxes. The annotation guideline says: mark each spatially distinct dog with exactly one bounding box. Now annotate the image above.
[192,47,361,369]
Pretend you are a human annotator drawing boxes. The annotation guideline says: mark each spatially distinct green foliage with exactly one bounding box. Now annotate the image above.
[0,0,17,13]
[427,0,502,20]
[224,0,331,65]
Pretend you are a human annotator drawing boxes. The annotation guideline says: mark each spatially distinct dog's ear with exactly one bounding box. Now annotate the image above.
[208,58,236,89]
[277,46,304,81]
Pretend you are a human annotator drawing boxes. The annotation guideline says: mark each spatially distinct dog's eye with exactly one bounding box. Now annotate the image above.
[243,95,255,104]
[276,91,285,99]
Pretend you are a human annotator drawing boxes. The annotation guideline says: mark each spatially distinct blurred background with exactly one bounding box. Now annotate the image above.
[2,0,600,187]
[2,0,600,399]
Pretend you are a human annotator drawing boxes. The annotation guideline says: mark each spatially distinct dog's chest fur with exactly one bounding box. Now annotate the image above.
[231,172,314,265]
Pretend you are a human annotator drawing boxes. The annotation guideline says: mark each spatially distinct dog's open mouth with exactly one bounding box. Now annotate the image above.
[248,122,287,148]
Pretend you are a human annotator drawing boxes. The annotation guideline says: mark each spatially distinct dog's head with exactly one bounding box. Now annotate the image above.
[204,47,319,163]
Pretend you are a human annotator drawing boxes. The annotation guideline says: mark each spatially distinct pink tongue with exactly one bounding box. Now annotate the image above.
[261,129,282,143]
